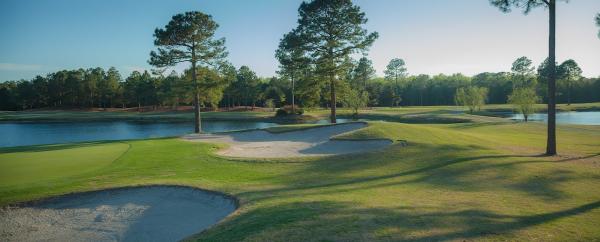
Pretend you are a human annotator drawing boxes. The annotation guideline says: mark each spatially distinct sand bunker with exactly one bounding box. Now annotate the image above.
[183,122,392,158]
[0,186,236,242]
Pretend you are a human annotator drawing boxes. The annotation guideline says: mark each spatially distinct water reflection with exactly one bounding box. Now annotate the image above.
[0,120,277,147]
[510,111,600,125]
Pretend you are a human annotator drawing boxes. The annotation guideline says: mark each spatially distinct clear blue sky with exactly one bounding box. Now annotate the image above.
[1,0,599,82]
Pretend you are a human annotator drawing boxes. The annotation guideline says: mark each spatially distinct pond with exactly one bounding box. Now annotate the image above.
[0,120,278,148]
[313,118,358,124]
[510,111,600,125]
[0,117,365,148]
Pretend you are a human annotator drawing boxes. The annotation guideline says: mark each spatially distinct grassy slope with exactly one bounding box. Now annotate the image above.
[1,117,600,240]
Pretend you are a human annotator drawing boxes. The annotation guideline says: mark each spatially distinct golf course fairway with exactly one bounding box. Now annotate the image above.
[1,121,599,241]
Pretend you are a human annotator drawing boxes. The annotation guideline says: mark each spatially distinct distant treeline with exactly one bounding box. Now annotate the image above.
[0,59,599,111]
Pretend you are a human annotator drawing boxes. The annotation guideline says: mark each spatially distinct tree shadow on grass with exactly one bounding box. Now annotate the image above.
[197,200,600,241]
[339,112,471,124]
[298,143,480,174]
[239,142,579,203]
[450,121,514,129]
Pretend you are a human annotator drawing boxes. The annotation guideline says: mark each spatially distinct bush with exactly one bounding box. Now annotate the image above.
[275,105,303,117]
[264,99,275,111]
[276,109,288,117]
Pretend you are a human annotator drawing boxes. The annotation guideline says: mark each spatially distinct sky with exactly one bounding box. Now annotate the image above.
[1,0,599,82]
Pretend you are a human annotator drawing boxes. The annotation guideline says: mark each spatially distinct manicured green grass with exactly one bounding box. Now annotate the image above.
[1,114,599,240]
[0,142,130,188]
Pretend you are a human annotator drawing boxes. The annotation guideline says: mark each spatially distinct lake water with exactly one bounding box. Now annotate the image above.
[510,111,600,125]
[0,120,278,148]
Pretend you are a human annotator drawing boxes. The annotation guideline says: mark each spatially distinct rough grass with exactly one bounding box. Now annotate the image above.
[1,113,600,241]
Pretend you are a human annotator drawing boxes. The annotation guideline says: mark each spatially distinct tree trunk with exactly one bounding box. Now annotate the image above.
[291,75,295,114]
[330,74,337,123]
[194,92,201,133]
[525,114,528,122]
[546,0,557,155]
[567,81,571,105]
[192,61,201,133]
[395,77,398,107]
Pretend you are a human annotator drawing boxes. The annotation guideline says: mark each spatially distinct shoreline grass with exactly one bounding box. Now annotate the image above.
[2,102,598,123]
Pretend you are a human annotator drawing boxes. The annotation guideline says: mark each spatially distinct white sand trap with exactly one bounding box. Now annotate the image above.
[0,186,236,242]
[183,122,392,158]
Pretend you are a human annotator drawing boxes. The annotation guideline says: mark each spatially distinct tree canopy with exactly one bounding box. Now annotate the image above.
[292,0,378,123]
[455,86,488,113]
[511,56,534,76]
[508,87,540,122]
[350,57,376,91]
[557,59,582,105]
[149,11,227,133]
[511,56,537,89]
[596,13,600,38]
[384,58,408,81]
[276,30,310,113]
[149,12,227,69]
[2,62,600,112]
[384,58,407,107]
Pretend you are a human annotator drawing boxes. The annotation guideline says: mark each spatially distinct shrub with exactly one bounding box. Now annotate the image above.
[276,105,303,117]
[455,86,488,113]
[508,87,540,122]
[264,99,275,111]
[276,109,288,117]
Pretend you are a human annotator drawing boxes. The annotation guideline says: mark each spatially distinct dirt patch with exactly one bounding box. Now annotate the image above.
[183,122,392,158]
[0,186,236,242]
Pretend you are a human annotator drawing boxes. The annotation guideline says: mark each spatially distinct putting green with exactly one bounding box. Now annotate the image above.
[0,142,130,187]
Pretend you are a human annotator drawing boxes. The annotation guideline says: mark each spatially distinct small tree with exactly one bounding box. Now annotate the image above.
[99,67,121,108]
[235,66,261,109]
[384,58,407,107]
[455,86,488,113]
[557,59,582,105]
[511,56,535,89]
[264,99,275,111]
[508,87,540,122]
[276,30,309,115]
[342,88,369,117]
[352,57,376,91]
